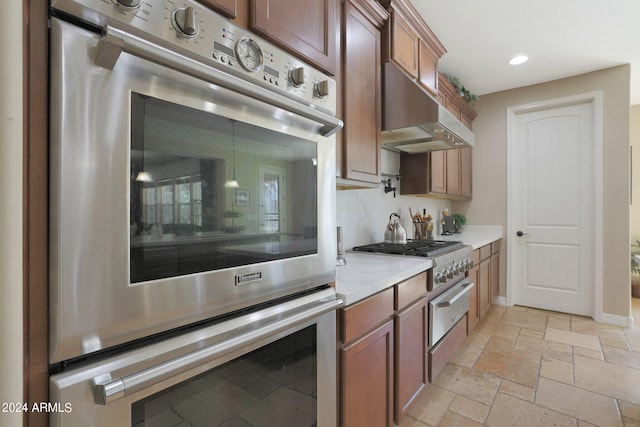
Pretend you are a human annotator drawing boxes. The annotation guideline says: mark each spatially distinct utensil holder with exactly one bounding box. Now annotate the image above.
[413,222,427,240]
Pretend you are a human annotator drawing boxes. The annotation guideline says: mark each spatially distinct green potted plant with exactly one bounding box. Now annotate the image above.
[632,238,640,298]
[452,213,467,233]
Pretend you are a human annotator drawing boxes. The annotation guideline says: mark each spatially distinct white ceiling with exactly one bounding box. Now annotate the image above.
[409,0,640,105]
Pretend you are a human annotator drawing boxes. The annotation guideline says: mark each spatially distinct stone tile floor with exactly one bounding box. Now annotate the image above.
[399,299,640,427]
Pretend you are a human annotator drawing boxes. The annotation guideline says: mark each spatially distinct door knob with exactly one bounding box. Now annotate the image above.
[516,230,529,237]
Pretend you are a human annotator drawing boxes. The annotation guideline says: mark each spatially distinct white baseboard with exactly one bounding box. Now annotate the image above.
[598,312,634,328]
[493,296,508,306]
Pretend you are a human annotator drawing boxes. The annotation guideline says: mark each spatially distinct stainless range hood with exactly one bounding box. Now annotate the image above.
[382,62,474,153]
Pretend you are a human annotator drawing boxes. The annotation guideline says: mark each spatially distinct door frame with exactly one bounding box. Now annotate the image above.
[506,92,605,321]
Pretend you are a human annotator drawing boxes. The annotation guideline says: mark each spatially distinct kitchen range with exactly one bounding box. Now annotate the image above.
[353,238,474,373]
[48,0,342,426]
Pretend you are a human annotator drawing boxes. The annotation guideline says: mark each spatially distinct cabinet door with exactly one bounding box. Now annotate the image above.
[251,0,337,74]
[199,0,237,18]
[389,9,418,78]
[395,298,426,423]
[460,147,472,199]
[429,151,446,194]
[418,39,438,96]
[479,258,490,318]
[490,252,500,304]
[446,149,461,196]
[341,0,382,184]
[342,320,394,427]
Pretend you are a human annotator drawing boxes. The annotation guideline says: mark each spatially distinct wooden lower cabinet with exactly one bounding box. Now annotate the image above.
[394,298,427,423]
[341,320,394,427]
[467,255,480,332]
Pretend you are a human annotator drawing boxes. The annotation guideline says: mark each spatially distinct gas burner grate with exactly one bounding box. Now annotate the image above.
[352,240,464,258]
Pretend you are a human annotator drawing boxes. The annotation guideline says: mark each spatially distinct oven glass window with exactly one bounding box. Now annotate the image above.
[131,325,318,426]
[130,93,318,283]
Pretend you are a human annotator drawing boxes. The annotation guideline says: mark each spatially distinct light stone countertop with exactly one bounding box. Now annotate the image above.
[334,252,432,306]
[334,226,503,306]
[438,225,504,250]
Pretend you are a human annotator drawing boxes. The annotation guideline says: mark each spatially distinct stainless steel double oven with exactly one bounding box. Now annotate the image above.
[48,1,342,425]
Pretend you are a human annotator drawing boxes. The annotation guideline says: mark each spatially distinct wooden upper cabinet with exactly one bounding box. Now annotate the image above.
[460,147,472,199]
[418,38,439,96]
[199,0,238,19]
[251,0,338,74]
[382,0,446,95]
[437,71,477,130]
[389,9,418,78]
[445,148,461,196]
[340,0,387,184]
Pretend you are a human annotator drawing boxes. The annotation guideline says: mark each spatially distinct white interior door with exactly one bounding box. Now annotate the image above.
[509,101,594,316]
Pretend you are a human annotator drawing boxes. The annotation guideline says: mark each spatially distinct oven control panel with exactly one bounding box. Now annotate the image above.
[433,256,474,288]
[50,0,337,115]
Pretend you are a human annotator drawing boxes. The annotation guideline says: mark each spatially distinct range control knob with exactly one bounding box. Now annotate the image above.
[289,67,305,87]
[314,80,330,98]
[446,269,454,280]
[116,0,140,9]
[172,6,199,38]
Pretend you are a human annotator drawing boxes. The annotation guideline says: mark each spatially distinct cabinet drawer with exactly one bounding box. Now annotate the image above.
[471,248,480,265]
[341,287,394,343]
[491,239,501,254]
[395,272,427,311]
[479,244,491,261]
[428,314,467,382]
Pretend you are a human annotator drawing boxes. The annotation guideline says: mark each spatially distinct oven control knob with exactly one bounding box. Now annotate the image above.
[116,0,140,9]
[446,269,454,280]
[314,80,330,98]
[289,67,305,87]
[172,6,199,39]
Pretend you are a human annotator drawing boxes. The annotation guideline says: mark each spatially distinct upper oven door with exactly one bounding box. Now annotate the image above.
[49,18,339,363]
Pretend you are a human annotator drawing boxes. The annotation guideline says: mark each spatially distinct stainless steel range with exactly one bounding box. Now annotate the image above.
[352,240,473,291]
[353,240,474,348]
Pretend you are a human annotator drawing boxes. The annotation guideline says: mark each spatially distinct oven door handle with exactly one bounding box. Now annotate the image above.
[93,296,342,405]
[436,281,474,308]
[95,25,343,137]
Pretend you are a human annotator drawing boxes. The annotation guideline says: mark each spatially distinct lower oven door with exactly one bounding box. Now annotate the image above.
[429,279,474,347]
[49,288,341,427]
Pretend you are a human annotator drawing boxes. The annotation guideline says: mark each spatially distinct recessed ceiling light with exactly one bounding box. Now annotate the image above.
[509,55,529,65]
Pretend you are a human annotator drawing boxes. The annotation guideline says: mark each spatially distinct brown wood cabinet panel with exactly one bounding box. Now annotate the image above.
[429,314,467,382]
[430,150,447,194]
[479,244,491,262]
[395,298,427,423]
[394,271,427,311]
[199,0,238,18]
[400,149,472,200]
[460,147,472,199]
[389,9,418,78]
[342,320,394,427]
[490,251,500,303]
[418,38,438,96]
[479,257,490,318]
[341,288,394,344]
[341,0,384,184]
[251,0,337,74]
[446,148,461,196]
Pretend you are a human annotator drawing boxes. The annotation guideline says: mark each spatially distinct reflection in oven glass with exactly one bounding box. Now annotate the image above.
[129,93,319,283]
[131,325,318,427]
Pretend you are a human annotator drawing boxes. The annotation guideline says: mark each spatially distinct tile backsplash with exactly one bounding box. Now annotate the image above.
[336,149,451,250]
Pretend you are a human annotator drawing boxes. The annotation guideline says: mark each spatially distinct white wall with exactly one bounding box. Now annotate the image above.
[0,1,24,426]
[337,148,452,250]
